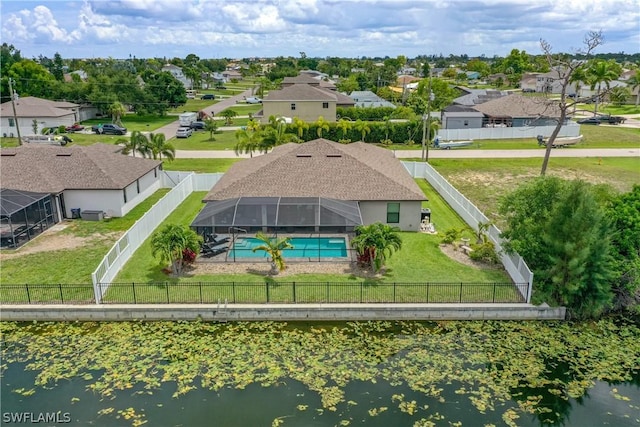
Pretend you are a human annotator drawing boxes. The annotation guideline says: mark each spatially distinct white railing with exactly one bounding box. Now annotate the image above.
[437,123,580,141]
[91,171,222,303]
[403,161,533,302]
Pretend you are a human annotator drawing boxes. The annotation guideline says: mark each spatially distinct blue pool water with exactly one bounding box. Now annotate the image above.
[228,237,348,259]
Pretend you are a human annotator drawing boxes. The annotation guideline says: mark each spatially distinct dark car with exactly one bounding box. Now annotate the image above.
[189,121,206,130]
[577,117,601,125]
[594,114,626,125]
[92,123,127,135]
[200,94,215,100]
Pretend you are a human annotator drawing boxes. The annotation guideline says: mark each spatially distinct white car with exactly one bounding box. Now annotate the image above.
[175,127,193,138]
[245,96,262,104]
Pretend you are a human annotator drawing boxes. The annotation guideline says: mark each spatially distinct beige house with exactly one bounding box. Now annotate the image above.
[192,139,426,233]
[260,75,354,123]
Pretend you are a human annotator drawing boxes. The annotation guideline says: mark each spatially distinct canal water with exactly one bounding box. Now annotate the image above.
[1,320,638,426]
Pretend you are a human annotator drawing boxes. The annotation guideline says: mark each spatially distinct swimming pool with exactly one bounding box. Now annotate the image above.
[228,237,348,259]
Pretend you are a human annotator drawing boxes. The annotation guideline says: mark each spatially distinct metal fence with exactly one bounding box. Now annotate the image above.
[402,161,534,303]
[1,282,528,305]
[437,123,580,141]
[90,171,222,303]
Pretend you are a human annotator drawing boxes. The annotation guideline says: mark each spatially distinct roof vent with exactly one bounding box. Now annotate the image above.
[296,154,312,158]
[1,152,16,156]
[326,154,342,158]
[56,153,72,157]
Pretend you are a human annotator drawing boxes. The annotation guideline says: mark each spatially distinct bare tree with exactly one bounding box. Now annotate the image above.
[538,31,603,176]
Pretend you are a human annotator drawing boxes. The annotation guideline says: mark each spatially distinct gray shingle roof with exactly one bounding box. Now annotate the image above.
[264,84,337,101]
[0,143,161,193]
[472,94,561,118]
[0,96,78,119]
[204,139,426,202]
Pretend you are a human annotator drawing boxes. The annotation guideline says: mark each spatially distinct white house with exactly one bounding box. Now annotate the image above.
[0,97,82,138]
[0,143,163,219]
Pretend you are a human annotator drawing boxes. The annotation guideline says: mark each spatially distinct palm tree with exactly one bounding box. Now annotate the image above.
[118,130,149,158]
[627,69,640,107]
[148,132,176,160]
[219,109,238,125]
[292,117,309,140]
[354,119,371,142]
[234,127,263,158]
[251,231,293,274]
[108,101,127,126]
[351,222,402,272]
[336,118,352,143]
[569,65,588,113]
[150,224,202,276]
[587,59,622,115]
[204,118,218,141]
[314,116,330,138]
[261,118,299,151]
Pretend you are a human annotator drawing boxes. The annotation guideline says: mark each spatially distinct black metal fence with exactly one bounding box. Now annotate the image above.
[1,282,528,305]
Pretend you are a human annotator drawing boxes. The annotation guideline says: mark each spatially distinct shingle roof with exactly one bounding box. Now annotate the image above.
[264,84,337,101]
[0,96,78,119]
[472,94,561,118]
[204,139,426,202]
[0,143,161,193]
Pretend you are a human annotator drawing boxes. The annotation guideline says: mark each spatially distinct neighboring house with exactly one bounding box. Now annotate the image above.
[222,70,243,81]
[486,73,507,84]
[519,73,539,92]
[577,79,633,99]
[442,94,562,129]
[397,75,421,87]
[349,91,396,108]
[0,143,162,221]
[465,71,481,81]
[399,67,417,76]
[451,87,510,106]
[0,96,80,137]
[191,139,426,233]
[63,70,88,82]
[535,68,577,94]
[260,75,355,123]
[161,64,192,89]
[282,74,336,91]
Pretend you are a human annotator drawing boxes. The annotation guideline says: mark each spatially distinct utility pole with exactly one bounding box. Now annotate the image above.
[8,78,22,145]
[425,70,434,162]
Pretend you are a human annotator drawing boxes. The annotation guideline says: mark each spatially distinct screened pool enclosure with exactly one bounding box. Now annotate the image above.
[0,189,58,249]
[191,197,363,235]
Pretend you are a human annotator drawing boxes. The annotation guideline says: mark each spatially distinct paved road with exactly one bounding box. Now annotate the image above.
[151,89,254,140]
[175,147,640,159]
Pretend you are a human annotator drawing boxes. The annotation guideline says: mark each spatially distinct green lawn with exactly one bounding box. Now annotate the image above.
[170,129,239,150]
[162,158,242,172]
[0,189,170,286]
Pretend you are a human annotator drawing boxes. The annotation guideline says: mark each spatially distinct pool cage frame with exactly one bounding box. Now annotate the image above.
[191,197,363,262]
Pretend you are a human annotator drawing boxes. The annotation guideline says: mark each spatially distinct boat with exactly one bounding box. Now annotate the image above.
[433,137,473,150]
[536,135,583,148]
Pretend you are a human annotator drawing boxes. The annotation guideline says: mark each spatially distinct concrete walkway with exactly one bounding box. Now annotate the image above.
[175,147,640,159]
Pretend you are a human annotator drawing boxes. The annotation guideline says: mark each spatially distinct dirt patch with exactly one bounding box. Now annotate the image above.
[0,222,120,260]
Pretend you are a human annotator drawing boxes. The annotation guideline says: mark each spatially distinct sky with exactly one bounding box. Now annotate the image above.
[1,0,639,60]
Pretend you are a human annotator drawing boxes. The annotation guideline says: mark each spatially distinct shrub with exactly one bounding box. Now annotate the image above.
[469,241,500,264]
[441,228,463,245]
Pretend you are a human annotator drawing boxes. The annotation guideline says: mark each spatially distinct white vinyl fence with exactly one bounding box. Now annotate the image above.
[437,123,580,141]
[402,161,533,303]
[91,171,222,303]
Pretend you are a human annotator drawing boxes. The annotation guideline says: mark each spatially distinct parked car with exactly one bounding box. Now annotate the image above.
[245,96,262,104]
[189,121,206,130]
[201,94,215,100]
[91,123,127,135]
[65,123,85,132]
[521,88,535,93]
[176,127,193,138]
[594,114,626,125]
[577,117,601,125]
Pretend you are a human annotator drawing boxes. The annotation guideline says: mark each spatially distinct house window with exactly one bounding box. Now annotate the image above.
[8,118,15,127]
[290,103,296,111]
[387,203,400,223]
[322,102,329,109]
